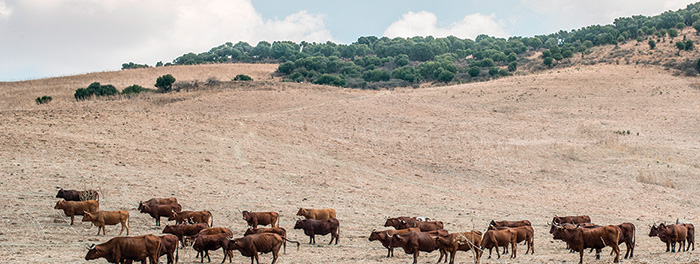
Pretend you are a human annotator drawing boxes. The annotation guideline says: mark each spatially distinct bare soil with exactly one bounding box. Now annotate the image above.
[1,63,699,263]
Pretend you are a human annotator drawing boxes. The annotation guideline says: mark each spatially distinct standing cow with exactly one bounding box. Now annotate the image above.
[369,228,420,257]
[435,231,482,264]
[487,225,534,255]
[649,223,687,253]
[242,211,279,228]
[54,200,99,225]
[81,210,129,236]
[293,218,339,244]
[296,208,336,220]
[228,233,298,264]
[481,228,518,259]
[391,230,447,264]
[138,202,181,226]
[85,234,161,264]
[552,224,620,263]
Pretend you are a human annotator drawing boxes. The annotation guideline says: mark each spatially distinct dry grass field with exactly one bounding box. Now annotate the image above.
[1,63,699,263]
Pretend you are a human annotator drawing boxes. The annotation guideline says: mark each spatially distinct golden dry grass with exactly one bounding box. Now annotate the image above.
[1,63,699,263]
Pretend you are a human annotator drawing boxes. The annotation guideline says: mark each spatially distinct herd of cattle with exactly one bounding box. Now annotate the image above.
[53,188,695,264]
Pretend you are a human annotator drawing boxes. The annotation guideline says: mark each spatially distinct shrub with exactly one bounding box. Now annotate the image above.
[648,39,656,49]
[155,74,176,92]
[35,95,52,105]
[313,74,346,87]
[467,66,481,77]
[508,62,517,72]
[233,74,253,81]
[392,66,417,83]
[75,82,119,100]
[122,84,152,95]
[543,57,553,66]
[362,69,391,82]
[436,69,455,83]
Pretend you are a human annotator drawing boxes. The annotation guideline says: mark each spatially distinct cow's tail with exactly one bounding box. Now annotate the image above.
[210,213,213,227]
[284,238,300,252]
[632,225,636,247]
[155,238,162,264]
[175,239,179,264]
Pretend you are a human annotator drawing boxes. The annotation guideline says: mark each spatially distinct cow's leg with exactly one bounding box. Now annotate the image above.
[412,250,419,264]
[70,215,75,225]
[612,243,620,263]
[595,248,601,259]
[271,248,279,264]
[502,245,507,254]
[511,242,517,259]
[495,246,501,259]
[578,248,584,264]
[487,247,492,259]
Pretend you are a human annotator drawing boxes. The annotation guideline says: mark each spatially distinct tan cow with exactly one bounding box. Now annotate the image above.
[296,208,336,220]
[82,210,129,236]
[54,200,99,225]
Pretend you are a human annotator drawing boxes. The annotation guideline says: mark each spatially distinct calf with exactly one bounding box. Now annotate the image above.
[293,218,339,244]
[85,234,160,264]
[488,225,534,254]
[489,220,531,228]
[391,230,447,264]
[54,200,99,225]
[368,228,420,257]
[435,231,482,264]
[552,224,620,263]
[228,233,298,264]
[242,211,279,228]
[649,223,687,252]
[245,227,298,254]
[296,208,337,220]
[163,223,209,248]
[192,233,232,263]
[481,228,517,259]
[139,203,181,226]
[56,188,99,201]
[169,210,213,226]
[158,234,179,264]
[81,210,129,236]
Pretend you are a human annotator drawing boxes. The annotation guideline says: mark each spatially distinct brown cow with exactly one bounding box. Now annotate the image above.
[169,210,213,226]
[489,220,531,228]
[158,234,179,264]
[552,224,620,263]
[615,222,636,259]
[368,228,420,257]
[186,227,235,248]
[680,223,695,251]
[649,223,687,252]
[140,197,179,206]
[488,225,534,255]
[293,218,339,244]
[228,233,299,264]
[384,217,425,230]
[56,188,99,201]
[435,231,482,264]
[244,227,299,254]
[552,215,592,225]
[81,210,129,236]
[296,208,336,220]
[192,233,232,263]
[391,230,447,264]
[404,220,444,232]
[139,203,181,226]
[85,234,160,264]
[481,228,517,259]
[163,223,209,248]
[242,211,279,228]
[54,200,99,225]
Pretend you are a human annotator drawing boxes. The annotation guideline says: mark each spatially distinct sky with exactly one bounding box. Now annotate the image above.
[0,0,697,81]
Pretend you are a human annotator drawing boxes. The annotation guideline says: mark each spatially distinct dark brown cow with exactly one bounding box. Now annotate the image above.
[489,220,531,228]
[481,228,517,259]
[296,208,336,220]
[293,218,339,244]
[242,211,279,228]
[488,225,534,255]
[81,210,129,236]
[85,234,160,264]
[391,230,447,264]
[169,210,213,226]
[54,200,99,225]
[140,197,179,207]
[680,223,695,251]
[192,233,232,263]
[410,221,445,232]
[649,223,687,252]
[186,227,235,248]
[384,217,424,230]
[228,233,299,264]
[158,234,179,264]
[615,222,636,259]
[552,224,620,263]
[368,228,420,257]
[435,231,482,264]
[139,203,181,226]
[163,223,209,248]
[56,188,99,201]
[552,215,592,225]
[244,227,299,254]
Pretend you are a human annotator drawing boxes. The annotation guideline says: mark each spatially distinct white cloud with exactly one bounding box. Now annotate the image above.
[520,0,698,31]
[384,11,508,39]
[0,0,333,81]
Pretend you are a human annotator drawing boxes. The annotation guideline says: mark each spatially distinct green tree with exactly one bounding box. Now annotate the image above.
[436,69,454,83]
[392,66,417,83]
[467,66,481,77]
[233,74,253,81]
[122,84,151,95]
[362,69,391,82]
[508,62,517,72]
[313,74,346,87]
[694,20,700,35]
[155,74,176,92]
[488,67,499,76]
[278,61,295,74]
[668,28,679,38]
[648,39,656,49]
[394,54,410,66]
[409,43,435,61]
[676,41,686,50]
[543,57,553,66]
[685,40,694,50]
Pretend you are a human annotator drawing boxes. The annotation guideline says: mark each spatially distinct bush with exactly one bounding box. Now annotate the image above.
[35,95,52,105]
[155,74,176,92]
[122,84,152,95]
[362,69,391,82]
[313,74,346,87]
[233,74,253,81]
[392,66,417,83]
[488,67,499,76]
[648,39,656,49]
[436,69,455,83]
[74,82,119,100]
[467,66,481,77]
[508,62,517,72]
[543,57,553,66]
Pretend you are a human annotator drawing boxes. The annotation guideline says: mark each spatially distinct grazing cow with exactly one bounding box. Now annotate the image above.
[192,233,232,263]
[680,223,695,251]
[649,223,687,252]
[228,233,299,264]
[296,208,336,220]
[81,210,129,236]
[615,222,636,259]
[368,228,420,257]
[169,211,213,226]
[435,231,482,264]
[85,234,160,264]
[158,234,179,264]
[384,217,425,230]
[552,224,620,263]
[242,211,279,228]
[56,188,99,201]
[244,227,299,254]
[391,230,447,264]
[488,225,534,255]
[481,228,518,259]
[489,220,531,228]
[54,200,99,225]
[293,218,339,244]
[139,203,181,226]
[163,223,209,248]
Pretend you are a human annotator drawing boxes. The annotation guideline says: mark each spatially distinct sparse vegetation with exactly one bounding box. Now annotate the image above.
[35,95,52,105]
[121,84,152,95]
[233,74,253,81]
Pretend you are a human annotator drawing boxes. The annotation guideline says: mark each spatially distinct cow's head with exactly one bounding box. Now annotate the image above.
[139,203,151,213]
[168,211,179,221]
[241,211,251,221]
[84,244,105,260]
[293,219,304,230]
[54,200,65,209]
[138,201,145,212]
[489,220,497,227]
[227,237,244,251]
[163,225,174,234]
[244,228,257,236]
[384,218,398,227]
[368,230,382,241]
[82,212,94,222]
[56,188,64,199]
[296,208,307,216]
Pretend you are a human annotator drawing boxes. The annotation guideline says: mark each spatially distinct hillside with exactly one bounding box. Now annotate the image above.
[1,63,699,263]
